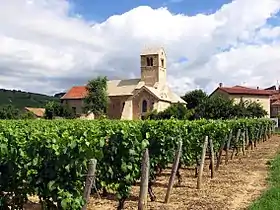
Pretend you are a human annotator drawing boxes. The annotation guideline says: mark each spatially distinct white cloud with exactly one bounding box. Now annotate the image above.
[0,0,280,96]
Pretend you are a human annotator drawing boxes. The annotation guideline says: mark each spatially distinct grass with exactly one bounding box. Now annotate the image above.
[249,154,280,210]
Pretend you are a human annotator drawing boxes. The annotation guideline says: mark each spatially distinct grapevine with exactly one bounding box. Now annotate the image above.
[0,118,274,209]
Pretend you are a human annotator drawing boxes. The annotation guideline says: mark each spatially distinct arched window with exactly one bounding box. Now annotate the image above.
[161,59,164,67]
[146,57,150,66]
[150,58,153,66]
[142,100,147,113]
[151,101,154,110]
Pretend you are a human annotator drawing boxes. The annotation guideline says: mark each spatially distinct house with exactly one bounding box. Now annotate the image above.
[210,83,272,117]
[24,107,45,118]
[60,47,186,120]
[265,85,280,117]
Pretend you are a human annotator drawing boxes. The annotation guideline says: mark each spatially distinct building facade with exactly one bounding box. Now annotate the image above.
[210,84,272,117]
[60,47,186,120]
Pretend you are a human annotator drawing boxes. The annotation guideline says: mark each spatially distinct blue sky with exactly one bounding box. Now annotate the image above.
[69,0,234,22]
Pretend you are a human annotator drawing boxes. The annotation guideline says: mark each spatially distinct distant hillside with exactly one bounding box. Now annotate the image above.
[0,89,60,109]
[54,92,66,98]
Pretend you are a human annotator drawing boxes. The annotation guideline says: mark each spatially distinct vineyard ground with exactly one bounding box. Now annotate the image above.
[87,135,280,210]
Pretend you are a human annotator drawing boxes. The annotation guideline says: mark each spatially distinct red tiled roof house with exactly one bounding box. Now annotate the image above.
[266,85,280,117]
[210,83,273,117]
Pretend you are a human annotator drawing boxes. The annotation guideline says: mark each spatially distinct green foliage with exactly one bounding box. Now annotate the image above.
[44,101,75,119]
[0,104,35,119]
[143,103,193,120]
[0,89,59,109]
[246,101,268,118]
[182,90,268,120]
[0,104,21,119]
[197,95,236,119]
[0,118,274,209]
[181,89,208,119]
[83,76,109,116]
[182,89,208,110]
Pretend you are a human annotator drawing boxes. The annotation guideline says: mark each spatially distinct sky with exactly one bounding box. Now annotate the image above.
[1,0,280,96]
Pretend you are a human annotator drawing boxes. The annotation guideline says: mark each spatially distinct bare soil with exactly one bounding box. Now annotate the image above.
[88,135,280,210]
[25,135,280,210]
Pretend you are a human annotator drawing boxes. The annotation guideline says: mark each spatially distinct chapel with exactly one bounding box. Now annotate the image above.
[61,47,186,119]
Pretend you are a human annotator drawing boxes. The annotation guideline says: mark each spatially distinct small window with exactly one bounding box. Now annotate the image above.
[161,59,164,67]
[142,100,148,113]
[150,58,153,66]
[146,57,150,66]
[72,107,76,114]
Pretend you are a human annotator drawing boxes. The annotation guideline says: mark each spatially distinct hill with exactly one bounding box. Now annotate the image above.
[0,89,60,109]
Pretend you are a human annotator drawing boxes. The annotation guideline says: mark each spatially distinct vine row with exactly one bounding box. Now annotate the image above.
[0,118,274,209]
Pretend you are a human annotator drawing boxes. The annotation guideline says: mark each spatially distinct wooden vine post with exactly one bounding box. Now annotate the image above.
[164,140,183,203]
[82,159,97,210]
[138,149,150,210]
[264,125,268,141]
[231,129,241,160]
[241,131,246,156]
[257,126,262,144]
[245,128,249,147]
[209,138,215,178]
[225,131,233,165]
[197,136,209,189]
[215,135,228,171]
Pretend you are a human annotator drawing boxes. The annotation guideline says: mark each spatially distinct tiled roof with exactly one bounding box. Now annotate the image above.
[107,79,142,96]
[270,93,280,101]
[272,99,280,106]
[61,79,142,100]
[61,78,186,104]
[218,86,272,96]
[140,47,164,55]
[24,107,45,117]
[61,86,87,99]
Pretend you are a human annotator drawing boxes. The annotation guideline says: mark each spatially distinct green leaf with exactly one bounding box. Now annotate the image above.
[100,138,105,147]
[61,199,68,209]
[47,181,56,192]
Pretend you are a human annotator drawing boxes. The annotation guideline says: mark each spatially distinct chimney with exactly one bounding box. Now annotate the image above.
[257,86,259,90]
[219,82,223,88]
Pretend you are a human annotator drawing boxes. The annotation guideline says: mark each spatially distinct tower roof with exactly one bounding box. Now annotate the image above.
[140,47,165,55]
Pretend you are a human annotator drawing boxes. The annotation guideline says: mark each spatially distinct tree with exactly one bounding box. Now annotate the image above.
[83,76,109,117]
[243,101,267,118]
[0,105,21,119]
[44,101,55,119]
[197,95,236,119]
[181,89,208,119]
[182,89,208,110]
[143,103,193,120]
[21,111,36,119]
[44,101,75,119]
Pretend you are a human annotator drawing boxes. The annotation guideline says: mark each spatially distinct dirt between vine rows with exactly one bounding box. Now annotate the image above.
[87,135,280,210]
[26,135,280,210]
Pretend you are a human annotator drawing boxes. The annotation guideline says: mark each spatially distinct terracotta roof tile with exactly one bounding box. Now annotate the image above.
[61,86,88,99]
[24,107,45,117]
[272,99,280,106]
[270,93,280,100]
[61,79,186,104]
[219,86,272,96]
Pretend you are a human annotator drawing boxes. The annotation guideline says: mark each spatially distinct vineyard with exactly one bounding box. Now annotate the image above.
[0,118,275,209]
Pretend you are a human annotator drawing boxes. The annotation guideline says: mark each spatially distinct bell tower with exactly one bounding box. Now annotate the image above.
[140,47,166,87]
